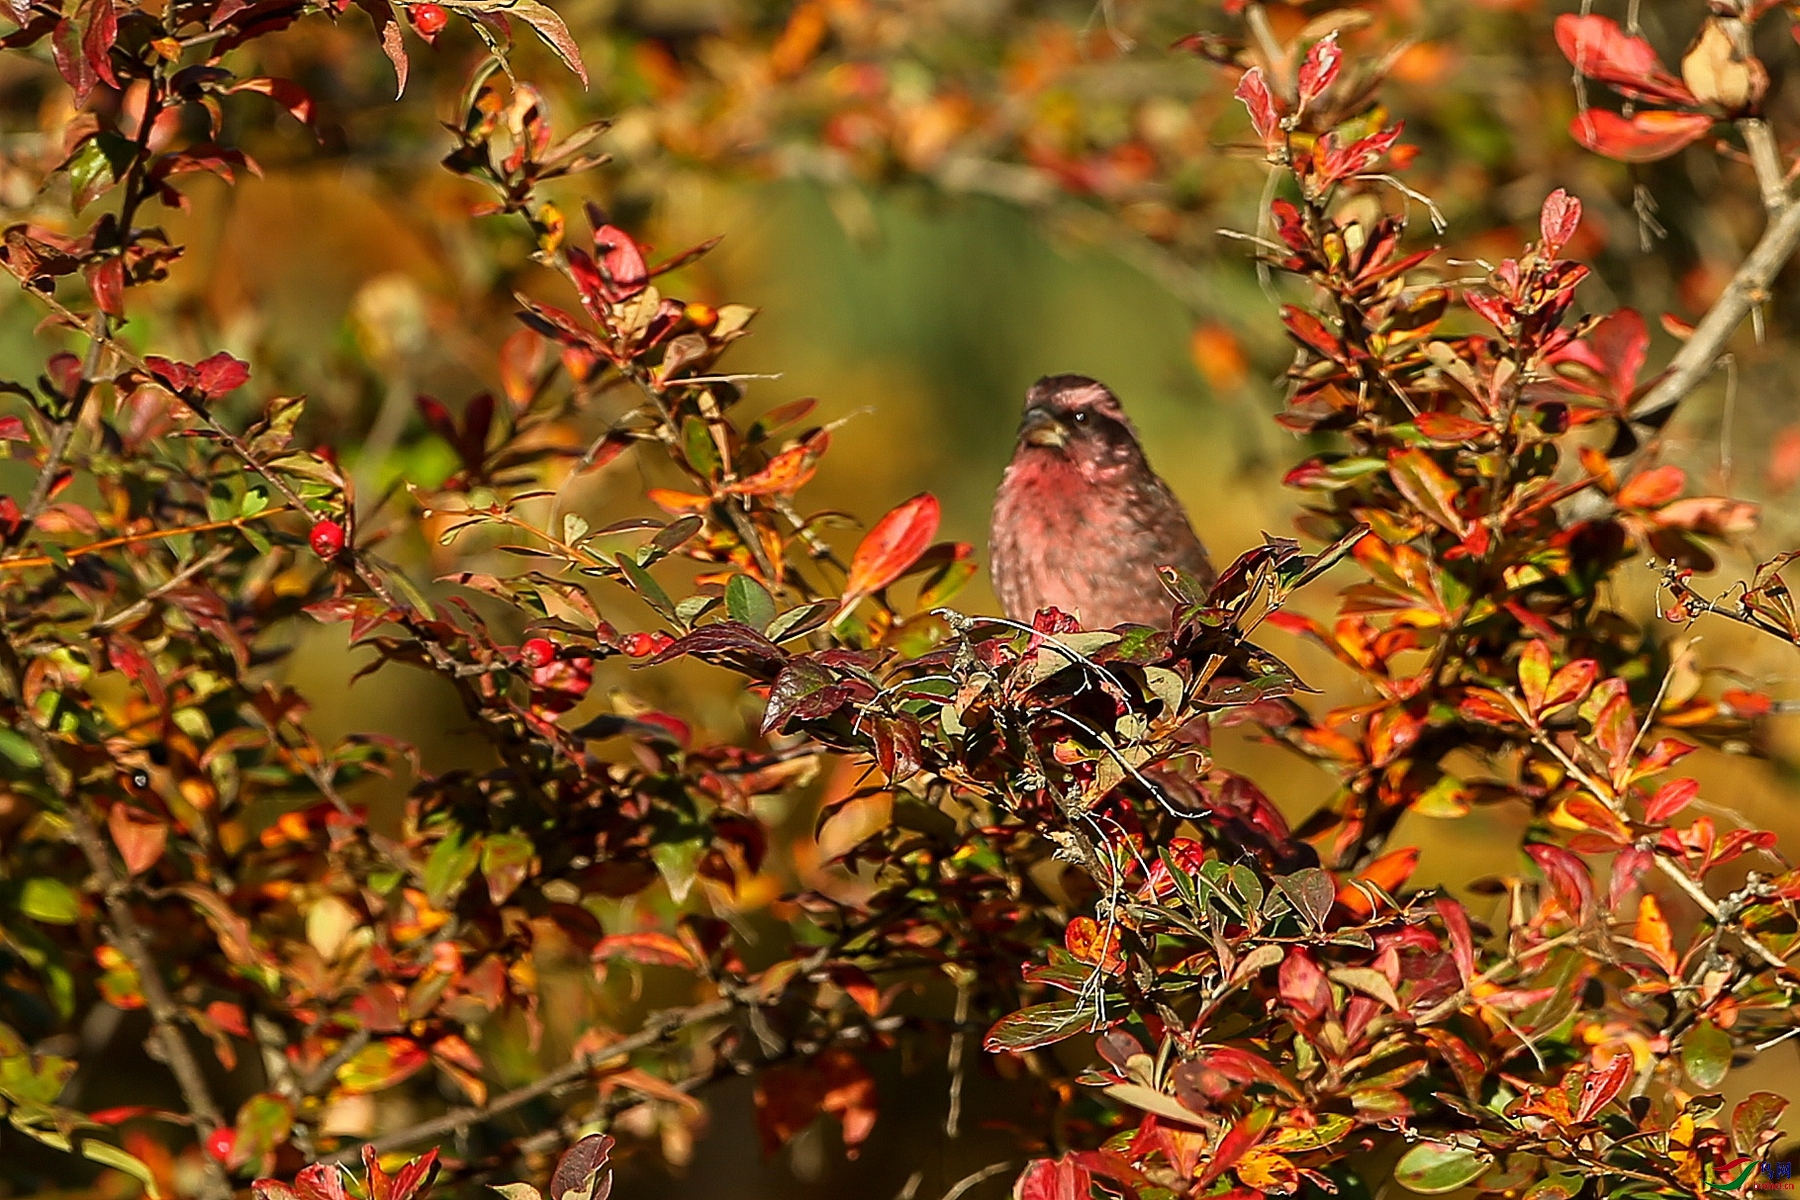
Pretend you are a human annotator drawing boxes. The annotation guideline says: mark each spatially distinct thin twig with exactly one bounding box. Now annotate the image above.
[0,506,292,572]
[92,545,234,632]
[941,1161,1015,1200]
[322,997,734,1161]
[1630,194,1800,425]
[1524,720,1788,973]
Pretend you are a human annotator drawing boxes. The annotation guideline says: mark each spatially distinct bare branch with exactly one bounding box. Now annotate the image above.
[322,997,734,1161]
[1630,195,1800,426]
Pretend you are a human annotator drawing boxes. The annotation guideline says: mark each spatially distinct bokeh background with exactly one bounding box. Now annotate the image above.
[9,0,1800,1193]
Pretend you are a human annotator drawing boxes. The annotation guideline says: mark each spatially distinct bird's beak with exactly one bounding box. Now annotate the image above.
[1019,406,1067,448]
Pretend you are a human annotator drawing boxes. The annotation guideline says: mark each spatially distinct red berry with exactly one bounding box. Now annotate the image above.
[205,1127,236,1164]
[621,632,655,658]
[409,2,448,36]
[309,519,345,559]
[648,632,676,654]
[521,637,555,669]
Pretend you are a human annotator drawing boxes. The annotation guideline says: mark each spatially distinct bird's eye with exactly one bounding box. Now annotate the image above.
[1070,411,1090,424]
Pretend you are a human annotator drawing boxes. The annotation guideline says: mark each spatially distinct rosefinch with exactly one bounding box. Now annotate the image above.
[989,374,1215,629]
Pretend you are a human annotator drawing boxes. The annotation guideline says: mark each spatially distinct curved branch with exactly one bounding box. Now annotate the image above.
[1630,196,1800,426]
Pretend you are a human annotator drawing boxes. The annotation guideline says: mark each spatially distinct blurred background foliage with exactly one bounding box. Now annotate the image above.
[8,0,1800,1193]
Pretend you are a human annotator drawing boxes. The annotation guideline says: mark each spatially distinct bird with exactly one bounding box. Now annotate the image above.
[989,374,1215,630]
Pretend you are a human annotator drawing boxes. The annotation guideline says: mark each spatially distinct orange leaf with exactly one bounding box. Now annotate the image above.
[1616,464,1686,510]
[108,803,169,876]
[1636,893,1678,973]
[836,492,940,616]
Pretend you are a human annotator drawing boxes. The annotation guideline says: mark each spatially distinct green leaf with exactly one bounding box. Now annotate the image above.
[337,1037,429,1094]
[67,132,135,212]
[1328,966,1401,1011]
[1682,1018,1732,1090]
[725,574,776,632]
[650,837,705,903]
[0,727,42,768]
[19,878,79,925]
[422,827,480,907]
[83,1138,164,1198]
[1732,1092,1788,1157]
[1394,1143,1491,1194]
[981,998,1095,1052]
[491,1186,543,1200]
[480,832,534,905]
[1276,867,1335,931]
[682,416,720,478]
[915,556,977,611]
[614,554,678,625]
[233,1091,294,1165]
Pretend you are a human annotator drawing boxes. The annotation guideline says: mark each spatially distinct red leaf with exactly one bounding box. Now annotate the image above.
[839,493,940,612]
[107,804,168,876]
[53,16,98,103]
[388,1150,439,1200]
[1541,660,1599,716]
[87,1105,158,1125]
[1415,411,1490,443]
[1644,777,1700,824]
[228,78,317,129]
[1013,1157,1093,1200]
[1571,109,1713,163]
[1280,306,1343,361]
[293,1165,349,1200]
[1199,1107,1273,1187]
[1576,1053,1633,1122]
[1435,895,1475,982]
[354,0,408,96]
[1278,950,1331,1021]
[195,352,250,400]
[1297,33,1341,107]
[593,225,649,303]
[0,416,27,443]
[1234,67,1279,145]
[1199,1045,1303,1098]
[1540,188,1582,256]
[1318,122,1404,183]
[206,1000,249,1037]
[82,0,118,90]
[88,256,124,317]
[1525,843,1596,922]
[1550,308,1648,409]
[1555,15,1697,105]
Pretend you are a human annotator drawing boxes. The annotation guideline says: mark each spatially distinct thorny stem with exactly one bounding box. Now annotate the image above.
[0,639,233,1200]
[1739,118,1789,215]
[1629,185,1800,426]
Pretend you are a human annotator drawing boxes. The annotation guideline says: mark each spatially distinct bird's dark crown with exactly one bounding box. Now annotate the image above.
[1025,374,1126,418]
[1015,375,1141,460]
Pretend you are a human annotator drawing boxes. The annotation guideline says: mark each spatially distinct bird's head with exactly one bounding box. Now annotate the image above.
[1012,374,1145,472]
